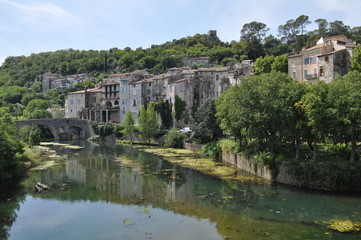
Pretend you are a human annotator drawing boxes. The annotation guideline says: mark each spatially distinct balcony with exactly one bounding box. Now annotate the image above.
[305,74,318,79]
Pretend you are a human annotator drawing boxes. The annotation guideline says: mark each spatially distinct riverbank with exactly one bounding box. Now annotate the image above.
[134,146,269,184]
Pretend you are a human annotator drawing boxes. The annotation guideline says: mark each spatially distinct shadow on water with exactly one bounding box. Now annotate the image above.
[0,180,25,240]
[1,140,361,239]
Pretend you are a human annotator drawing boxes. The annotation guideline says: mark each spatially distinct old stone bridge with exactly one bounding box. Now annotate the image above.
[15,118,94,140]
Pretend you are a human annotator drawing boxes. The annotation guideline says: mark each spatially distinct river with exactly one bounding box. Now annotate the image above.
[1,141,361,240]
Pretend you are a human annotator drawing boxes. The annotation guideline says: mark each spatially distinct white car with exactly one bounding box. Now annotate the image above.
[179,127,192,133]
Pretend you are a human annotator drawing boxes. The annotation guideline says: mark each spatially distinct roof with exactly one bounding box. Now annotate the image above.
[196,67,229,72]
[68,88,101,94]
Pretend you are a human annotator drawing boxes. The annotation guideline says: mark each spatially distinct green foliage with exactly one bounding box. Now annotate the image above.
[19,126,41,146]
[174,95,186,122]
[193,98,223,144]
[216,72,307,158]
[23,99,52,119]
[154,100,173,129]
[218,139,240,154]
[90,121,123,140]
[0,113,24,181]
[121,112,135,141]
[138,103,160,143]
[201,141,220,158]
[287,159,361,190]
[252,54,288,75]
[302,71,361,161]
[324,144,352,159]
[163,128,185,148]
[351,45,361,71]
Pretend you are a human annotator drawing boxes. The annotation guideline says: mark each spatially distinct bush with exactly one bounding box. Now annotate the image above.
[218,139,240,154]
[325,144,353,159]
[163,128,185,148]
[201,141,220,158]
[90,121,123,140]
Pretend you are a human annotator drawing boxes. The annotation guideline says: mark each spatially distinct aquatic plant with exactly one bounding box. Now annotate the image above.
[328,219,361,232]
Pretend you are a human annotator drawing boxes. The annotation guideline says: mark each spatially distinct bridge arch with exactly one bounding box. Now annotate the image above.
[15,118,94,140]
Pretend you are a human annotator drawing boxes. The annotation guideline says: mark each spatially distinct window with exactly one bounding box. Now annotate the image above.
[325,56,329,62]
[147,89,150,94]
[121,99,126,104]
[314,68,317,77]
[121,80,127,85]
[216,75,219,80]
[122,107,126,114]
[311,56,317,64]
[133,99,137,106]
[70,100,74,105]
[319,68,324,76]
[120,88,126,94]
[148,83,151,87]
[304,69,308,78]
[132,90,137,96]
[304,58,309,65]
[133,84,136,88]
[292,72,296,79]
[77,99,81,104]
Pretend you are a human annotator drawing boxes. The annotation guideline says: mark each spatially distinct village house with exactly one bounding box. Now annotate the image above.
[42,73,94,92]
[288,35,356,83]
[64,87,102,119]
[64,62,252,126]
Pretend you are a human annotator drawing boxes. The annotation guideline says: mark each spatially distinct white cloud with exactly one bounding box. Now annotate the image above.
[0,0,81,29]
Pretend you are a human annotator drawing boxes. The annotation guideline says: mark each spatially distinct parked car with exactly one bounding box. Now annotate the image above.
[178,127,192,133]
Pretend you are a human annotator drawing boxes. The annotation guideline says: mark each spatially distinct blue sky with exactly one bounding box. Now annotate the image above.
[1,0,360,65]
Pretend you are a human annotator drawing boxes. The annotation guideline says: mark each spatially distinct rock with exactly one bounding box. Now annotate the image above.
[35,182,49,194]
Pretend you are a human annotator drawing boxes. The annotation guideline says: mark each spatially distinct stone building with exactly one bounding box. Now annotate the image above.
[288,35,356,83]
[65,63,251,126]
[41,73,94,93]
[182,57,213,68]
[65,88,102,120]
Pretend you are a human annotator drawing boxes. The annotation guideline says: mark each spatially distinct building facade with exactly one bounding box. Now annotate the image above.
[288,35,356,83]
[65,62,252,126]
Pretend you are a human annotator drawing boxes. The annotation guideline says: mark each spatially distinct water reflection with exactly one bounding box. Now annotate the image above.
[2,141,361,239]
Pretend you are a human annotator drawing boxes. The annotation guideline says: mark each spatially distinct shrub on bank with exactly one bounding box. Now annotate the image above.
[163,128,185,148]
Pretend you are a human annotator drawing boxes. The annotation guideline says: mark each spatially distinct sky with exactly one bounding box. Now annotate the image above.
[0,0,361,65]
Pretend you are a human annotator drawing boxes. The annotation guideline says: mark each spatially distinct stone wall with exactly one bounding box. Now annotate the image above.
[183,142,203,151]
[221,151,273,180]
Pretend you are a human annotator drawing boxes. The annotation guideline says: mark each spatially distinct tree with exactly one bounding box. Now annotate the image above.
[138,103,160,144]
[252,55,275,75]
[328,72,361,162]
[193,99,223,144]
[315,19,329,36]
[0,111,24,181]
[351,45,361,72]
[328,20,351,38]
[154,100,173,129]
[295,15,311,36]
[217,72,305,156]
[121,112,135,143]
[241,21,269,42]
[240,21,268,60]
[174,95,186,124]
[263,35,287,56]
[271,54,288,73]
[24,99,52,119]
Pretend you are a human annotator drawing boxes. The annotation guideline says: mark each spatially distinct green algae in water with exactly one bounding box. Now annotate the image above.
[2,141,361,240]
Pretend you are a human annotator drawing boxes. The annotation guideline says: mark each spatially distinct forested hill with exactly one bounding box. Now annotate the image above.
[0,16,360,113]
[0,34,229,88]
